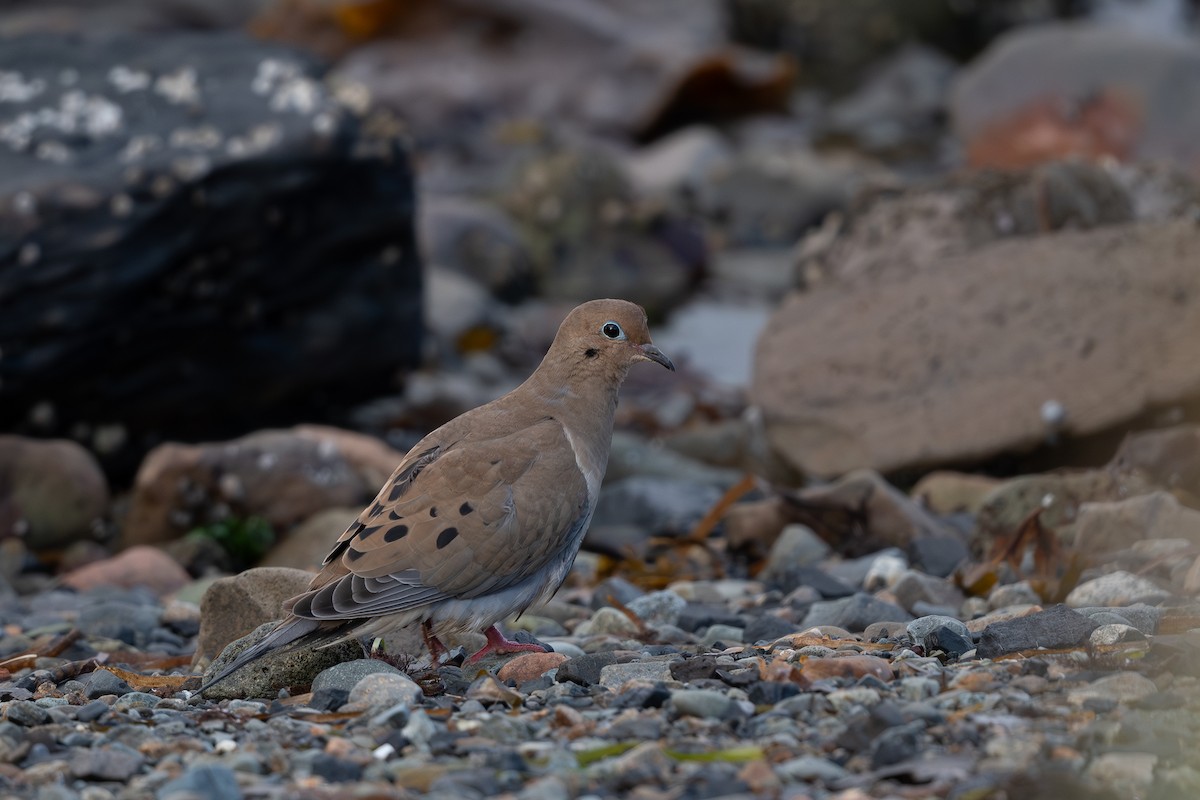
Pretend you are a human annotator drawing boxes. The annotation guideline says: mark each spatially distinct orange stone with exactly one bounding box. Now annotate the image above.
[61,545,189,597]
[801,655,893,683]
[496,651,569,685]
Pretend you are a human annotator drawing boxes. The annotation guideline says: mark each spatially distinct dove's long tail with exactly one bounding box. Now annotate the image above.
[197,616,337,693]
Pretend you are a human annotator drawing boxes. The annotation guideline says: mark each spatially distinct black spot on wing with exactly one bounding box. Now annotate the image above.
[357,525,381,540]
[388,510,403,521]
[436,527,458,549]
[384,525,409,542]
[388,483,405,502]
[345,520,365,537]
[429,507,438,518]
[459,502,474,516]
[369,502,383,517]
[347,547,366,562]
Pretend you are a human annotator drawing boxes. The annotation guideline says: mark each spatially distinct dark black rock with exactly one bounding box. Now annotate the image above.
[669,654,722,683]
[801,593,914,632]
[69,744,145,781]
[743,614,800,644]
[927,625,974,660]
[976,604,1100,659]
[590,477,723,538]
[82,669,132,699]
[747,681,800,705]
[590,577,646,611]
[0,32,420,473]
[157,763,243,800]
[907,535,970,578]
[4,700,48,727]
[308,688,349,713]
[869,720,927,768]
[556,653,625,686]
[610,684,671,709]
[676,603,745,633]
[310,753,364,783]
[770,565,855,598]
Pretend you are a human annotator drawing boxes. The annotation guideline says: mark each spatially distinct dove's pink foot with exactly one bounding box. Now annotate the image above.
[422,621,450,661]
[464,625,550,665]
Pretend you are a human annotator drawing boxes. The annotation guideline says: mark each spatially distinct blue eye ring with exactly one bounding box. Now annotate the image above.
[601,321,625,340]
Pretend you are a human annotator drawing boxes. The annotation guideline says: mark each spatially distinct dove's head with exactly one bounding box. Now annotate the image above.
[551,299,675,375]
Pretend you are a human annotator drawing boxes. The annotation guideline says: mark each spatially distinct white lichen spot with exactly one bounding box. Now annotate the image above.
[118,133,163,164]
[108,65,152,93]
[331,79,371,115]
[150,174,175,198]
[154,67,200,105]
[214,739,237,755]
[110,193,134,218]
[225,123,282,158]
[312,110,337,135]
[1041,493,1056,508]
[171,154,211,182]
[17,242,40,266]
[252,58,323,115]
[93,424,127,455]
[0,71,46,103]
[1040,399,1066,429]
[169,125,222,150]
[34,140,71,164]
[12,191,36,216]
[0,90,123,151]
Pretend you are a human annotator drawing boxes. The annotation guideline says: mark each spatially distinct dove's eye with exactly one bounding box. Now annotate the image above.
[601,322,625,340]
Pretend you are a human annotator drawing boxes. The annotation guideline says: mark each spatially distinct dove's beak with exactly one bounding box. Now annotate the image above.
[639,344,675,371]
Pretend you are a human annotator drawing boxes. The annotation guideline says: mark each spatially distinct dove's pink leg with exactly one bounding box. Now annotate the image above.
[464,625,549,664]
[422,621,450,661]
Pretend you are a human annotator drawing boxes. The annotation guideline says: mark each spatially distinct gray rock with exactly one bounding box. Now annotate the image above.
[158,763,244,800]
[70,743,144,781]
[977,604,1100,659]
[626,591,686,627]
[760,524,835,592]
[590,477,723,538]
[311,659,406,696]
[82,669,131,699]
[201,621,362,700]
[892,570,965,614]
[574,607,639,637]
[743,615,800,644]
[1065,571,1171,608]
[0,33,421,452]
[988,581,1043,611]
[1075,604,1161,635]
[343,672,423,712]
[590,577,646,611]
[669,688,736,720]
[556,652,630,686]
[907,615,971,648]
[801,593,913,632]
[776,755,850,784]
[598,661,674,689]
[906,535,969,579]
[701,624,746,648]
[77,600,160,648]
[1068,672,1158,707]
[4,700,49,726]
[1090,623,1146,647]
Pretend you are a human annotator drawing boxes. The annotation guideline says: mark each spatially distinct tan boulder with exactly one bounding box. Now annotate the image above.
[122,427,402,548]
[754,219,1200,477]
[0,435,109,552]
[194,566,314,668]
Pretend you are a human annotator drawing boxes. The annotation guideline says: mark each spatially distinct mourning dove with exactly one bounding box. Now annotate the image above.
[201,299,674,690]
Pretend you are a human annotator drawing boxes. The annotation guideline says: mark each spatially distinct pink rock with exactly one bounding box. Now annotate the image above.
[62,545,189,597]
